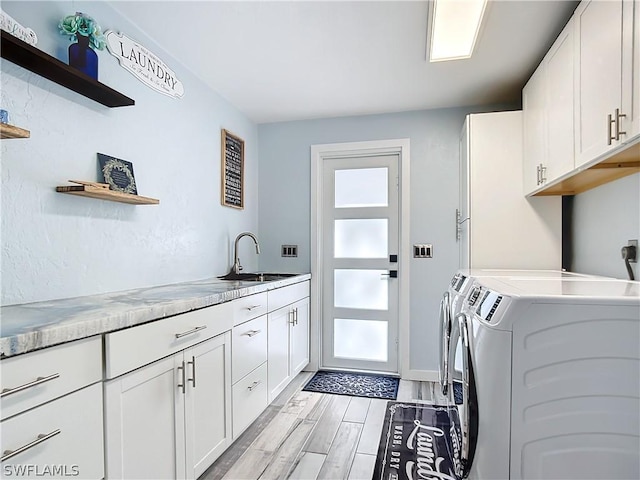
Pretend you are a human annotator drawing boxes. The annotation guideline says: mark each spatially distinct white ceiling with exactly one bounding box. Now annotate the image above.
[111,0,579,124]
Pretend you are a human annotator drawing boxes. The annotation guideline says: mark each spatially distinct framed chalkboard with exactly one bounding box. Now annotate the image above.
[221,129,244,209]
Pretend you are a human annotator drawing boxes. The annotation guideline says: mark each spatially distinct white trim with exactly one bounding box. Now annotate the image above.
[403,369,439,382]
[310,139,411,376]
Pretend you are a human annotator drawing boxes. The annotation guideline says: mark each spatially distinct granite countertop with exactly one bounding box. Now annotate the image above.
[0,274,311,359]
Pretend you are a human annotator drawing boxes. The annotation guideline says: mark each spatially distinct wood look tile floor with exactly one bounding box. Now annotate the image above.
[200,373,446,480]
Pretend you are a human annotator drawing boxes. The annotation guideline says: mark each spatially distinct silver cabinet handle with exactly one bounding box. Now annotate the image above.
[177,361,186,394]
[540,164,547,184]
[187,356,196,389]
[615,108,627,140]
[175,325,207,339]
[457,312,472,472]
[536,164,541,185]
[608,113,616,145]
[241,329,261,337]
[288,310,295,325]
[246,305,262,311]
[1,429,61,462]
[293,308,298,326]
[439,292,451,396]
[1,373,60,398]
[247,380,261,391]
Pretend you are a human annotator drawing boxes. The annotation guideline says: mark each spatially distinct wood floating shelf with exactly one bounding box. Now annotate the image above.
[534,140,640,196]
[56,184,159,205]
[0,123,30,139]
[1,31,134,108]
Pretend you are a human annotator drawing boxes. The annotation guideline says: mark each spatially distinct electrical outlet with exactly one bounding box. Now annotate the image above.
[628,239,638,263]
[281,245,298,257]
[413,244,433,258]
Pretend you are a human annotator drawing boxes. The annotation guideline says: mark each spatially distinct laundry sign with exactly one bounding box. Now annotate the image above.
[105,31,184,98]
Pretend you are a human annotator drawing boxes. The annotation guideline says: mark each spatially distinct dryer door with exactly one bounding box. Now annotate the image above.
[449,312,479,479]
[439,291,452,395]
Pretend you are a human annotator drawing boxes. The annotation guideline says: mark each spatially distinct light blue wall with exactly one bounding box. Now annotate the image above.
[573,173,640,279]
[257,106,516,372]
[0,1,259,305]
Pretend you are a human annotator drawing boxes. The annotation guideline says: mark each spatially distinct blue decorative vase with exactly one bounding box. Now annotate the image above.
[68,33,98,79]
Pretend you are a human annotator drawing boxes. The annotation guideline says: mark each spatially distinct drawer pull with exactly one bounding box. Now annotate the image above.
[247,381,261,392]
[245,305,262,311]
[242,329,262,337]
[175,325,207,339]
[1,429,61,462]
[177,361,186,394]
[1,373,60,398]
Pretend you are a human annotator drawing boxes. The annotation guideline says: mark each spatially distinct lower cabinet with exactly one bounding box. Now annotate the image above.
[104,332,232,480]
[268,296,310,402]
[1,383,104,479]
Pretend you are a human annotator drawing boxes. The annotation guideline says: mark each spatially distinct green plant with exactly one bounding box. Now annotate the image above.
[59,12,106,50]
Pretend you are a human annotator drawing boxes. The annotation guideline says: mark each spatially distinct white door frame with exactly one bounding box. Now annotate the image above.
[310,139,411,377]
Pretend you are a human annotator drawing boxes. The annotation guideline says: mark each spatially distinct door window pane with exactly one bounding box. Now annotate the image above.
[334,318,388,362]
[334,269,388,310]
[334,219,388,258]
[334,168,388,208]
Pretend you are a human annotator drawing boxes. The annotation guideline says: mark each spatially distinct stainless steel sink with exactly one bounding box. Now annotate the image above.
[217,272,298,282]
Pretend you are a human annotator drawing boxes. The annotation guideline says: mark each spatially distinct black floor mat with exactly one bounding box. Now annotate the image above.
[302,370,399,400]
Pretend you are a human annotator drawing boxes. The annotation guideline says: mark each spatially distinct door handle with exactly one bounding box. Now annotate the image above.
[381,270,398,279]
[615,108,627,140]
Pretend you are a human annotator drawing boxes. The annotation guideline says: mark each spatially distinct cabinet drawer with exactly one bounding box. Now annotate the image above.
[104,302,233,379]
[232,292,268,326]
[232,362,268,438]
[268,281,310,312]
[1,336,102,421]
[232,316,267,384]
[0,383,104,479]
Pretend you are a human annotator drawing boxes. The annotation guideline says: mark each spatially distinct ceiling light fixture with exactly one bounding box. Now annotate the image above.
[429,0,488,62]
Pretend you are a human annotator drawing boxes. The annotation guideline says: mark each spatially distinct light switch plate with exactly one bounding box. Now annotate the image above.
[281,245,298,257]
[413,244,433,258]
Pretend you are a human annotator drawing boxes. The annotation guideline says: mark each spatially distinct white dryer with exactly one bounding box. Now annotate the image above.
[438,270,600,396]
[447,276,640,479]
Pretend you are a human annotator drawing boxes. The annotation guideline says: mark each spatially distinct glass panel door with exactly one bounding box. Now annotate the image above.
[321,154,399,373]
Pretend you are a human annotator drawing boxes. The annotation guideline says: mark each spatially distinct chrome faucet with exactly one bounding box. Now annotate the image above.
[229,232,260,275]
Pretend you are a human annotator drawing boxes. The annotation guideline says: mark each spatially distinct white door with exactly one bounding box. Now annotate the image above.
[184,334,231,479]
[321,154,399,373]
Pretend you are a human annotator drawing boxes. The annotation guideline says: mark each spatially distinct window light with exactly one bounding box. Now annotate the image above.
[429,0,488,62]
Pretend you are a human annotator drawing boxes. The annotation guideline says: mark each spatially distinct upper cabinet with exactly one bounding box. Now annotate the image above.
[574,0,627,166]
[523,17,576,194]
[523,0,640,196]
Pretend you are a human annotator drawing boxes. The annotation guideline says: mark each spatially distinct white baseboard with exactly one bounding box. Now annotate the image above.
[402,369,439,382]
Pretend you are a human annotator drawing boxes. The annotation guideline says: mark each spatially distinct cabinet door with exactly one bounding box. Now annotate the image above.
[290,297,310,376]
[574,0,624,166]
[267,306,291,402]
[523,65,547,194]
[626,0,640,138]
[545,17,575,181]
[184,333,232,479]
[104,355,186,480]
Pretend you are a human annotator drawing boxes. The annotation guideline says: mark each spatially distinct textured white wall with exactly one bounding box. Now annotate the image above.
[572,173,640,279]
[257,106,517,373]
[1,1,259,305]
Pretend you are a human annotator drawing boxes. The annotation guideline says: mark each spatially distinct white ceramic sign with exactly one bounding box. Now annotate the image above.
[105,30,184,99]
[1,9,37,45]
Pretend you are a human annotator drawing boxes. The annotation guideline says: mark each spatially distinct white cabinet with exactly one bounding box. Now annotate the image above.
[267,281,310,402]
[459,111,562,269]
[523,17,575,195]
[574,0,633,166]
[1,384,105,480]
[0,337,104,479]
[231,315,268,438]
[104,332,231,480]
[628,0,640,138]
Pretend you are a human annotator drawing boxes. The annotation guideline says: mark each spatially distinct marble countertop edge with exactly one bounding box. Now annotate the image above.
[0,274,311,359]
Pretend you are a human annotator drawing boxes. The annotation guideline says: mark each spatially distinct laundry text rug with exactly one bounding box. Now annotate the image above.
[302,370,399,400]
[372,402,463,480]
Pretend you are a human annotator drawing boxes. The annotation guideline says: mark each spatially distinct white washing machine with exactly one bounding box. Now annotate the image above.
[438,270,601,396]
[447,276,640,479]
